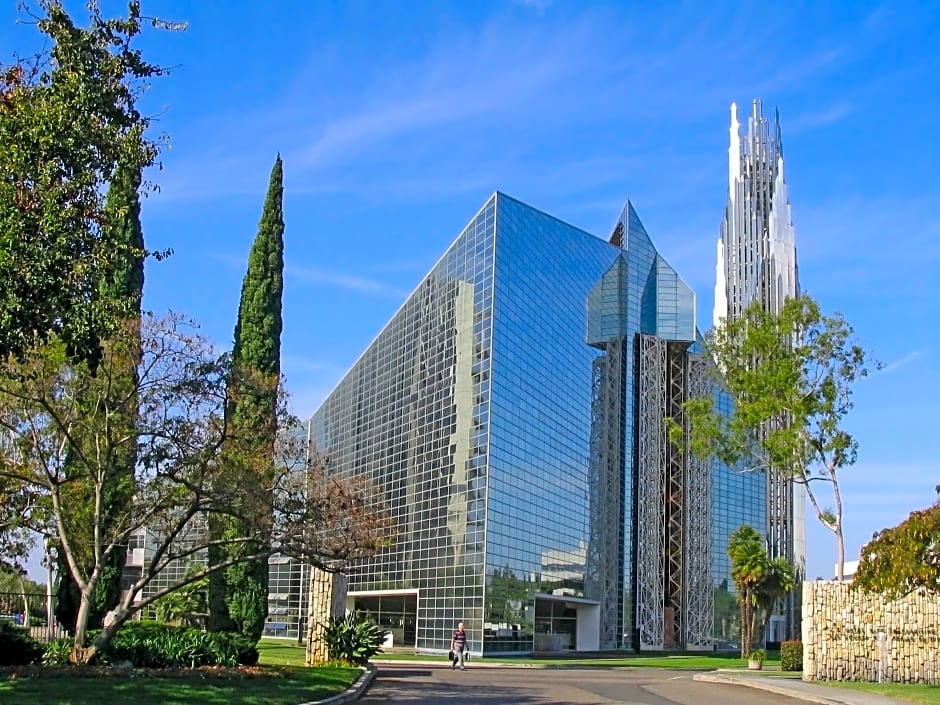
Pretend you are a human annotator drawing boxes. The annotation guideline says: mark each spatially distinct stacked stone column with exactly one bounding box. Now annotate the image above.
[305,568,348,665]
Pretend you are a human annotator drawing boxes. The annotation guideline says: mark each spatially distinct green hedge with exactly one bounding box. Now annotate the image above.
[0,618,44,665]
[780,640,803,671]
[96,621,259,668]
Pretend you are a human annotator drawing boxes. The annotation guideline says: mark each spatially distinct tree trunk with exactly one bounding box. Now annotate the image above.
[70,594,95,665]
[835,524,845,581]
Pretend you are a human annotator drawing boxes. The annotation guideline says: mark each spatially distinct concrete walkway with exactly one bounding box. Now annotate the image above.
[310,661,915,705]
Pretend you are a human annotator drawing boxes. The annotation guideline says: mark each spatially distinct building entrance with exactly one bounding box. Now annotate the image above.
[533,595,600,652]
[352,593,417,648]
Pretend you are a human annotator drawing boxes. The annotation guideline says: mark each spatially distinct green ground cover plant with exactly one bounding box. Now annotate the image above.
[0,665,360,705]
[818,681,940,705]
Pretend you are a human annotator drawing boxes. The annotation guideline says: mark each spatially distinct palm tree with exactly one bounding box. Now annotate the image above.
[728,525,769,658]
[757,557,796,645]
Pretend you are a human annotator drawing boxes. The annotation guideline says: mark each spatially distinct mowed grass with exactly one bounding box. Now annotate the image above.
[817,681,940,705]
[257,639,309,666]
[0,643,358,705]
[371,648,770,670]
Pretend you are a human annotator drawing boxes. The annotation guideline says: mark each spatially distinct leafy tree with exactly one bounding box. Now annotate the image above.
[208,156,284,640]
[727,525,797,655]
[54,161,145,634]
[0,477,38,573]
[0,568,44,596]
[0,313,390,664]
[713,579,738,645]
[854,502,940,598]
[727,525,767,657]
[682,294,877,581]
[758,556,795,644]
[153,565,208,628]
[0,0,167,363]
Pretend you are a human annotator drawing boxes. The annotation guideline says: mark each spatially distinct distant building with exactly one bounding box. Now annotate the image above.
[295,193,764,654]
[713,99,806,640]
[835,560,860,581]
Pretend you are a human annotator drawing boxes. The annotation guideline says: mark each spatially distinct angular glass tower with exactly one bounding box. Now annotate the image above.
[303,193,765,654]
[713,99,806,639]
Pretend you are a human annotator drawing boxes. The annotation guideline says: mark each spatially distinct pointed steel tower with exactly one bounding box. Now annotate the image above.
[713,100,806,640]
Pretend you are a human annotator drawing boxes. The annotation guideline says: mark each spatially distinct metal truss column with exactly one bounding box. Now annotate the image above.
[683,353,713,650]
[636,334,666,650]
[587,339,626,650]
[665,344,687,648]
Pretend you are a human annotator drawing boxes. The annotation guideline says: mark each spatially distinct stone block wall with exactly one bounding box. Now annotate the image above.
[305,568,348,665]
[803,580,940,683]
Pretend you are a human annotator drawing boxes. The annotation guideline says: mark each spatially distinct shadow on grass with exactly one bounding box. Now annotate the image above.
[0,666,359,705]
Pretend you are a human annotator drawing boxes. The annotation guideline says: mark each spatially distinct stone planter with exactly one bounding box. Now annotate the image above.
[748,659,763,670]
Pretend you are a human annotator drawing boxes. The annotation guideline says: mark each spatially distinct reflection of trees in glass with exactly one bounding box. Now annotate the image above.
[714,579,738,643]
[486,565,530,627]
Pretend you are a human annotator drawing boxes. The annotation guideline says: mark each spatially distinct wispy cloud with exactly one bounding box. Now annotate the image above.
[797,195,940,298]
[285,264,410,298]
[787,103,853,133]
[281,355,345,375]
[880,349,930,374]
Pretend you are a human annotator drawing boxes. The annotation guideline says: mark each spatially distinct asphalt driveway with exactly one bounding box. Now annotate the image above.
[358,663,808,704]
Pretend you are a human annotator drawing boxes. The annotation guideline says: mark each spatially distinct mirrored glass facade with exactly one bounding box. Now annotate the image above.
[302,193,764,654]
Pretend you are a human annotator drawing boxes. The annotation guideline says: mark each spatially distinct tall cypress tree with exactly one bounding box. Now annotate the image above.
[54,162,144,632]
[208,156,284,639]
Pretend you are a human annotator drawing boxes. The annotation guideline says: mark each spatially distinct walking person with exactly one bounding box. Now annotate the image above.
[450,622,468,670]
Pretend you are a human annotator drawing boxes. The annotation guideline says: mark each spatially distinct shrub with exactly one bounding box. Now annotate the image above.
[210,631,259,665]
[746,648,766,663]
[43,638,73,665]
[780,640,803,671]
[100,621,258,668]
[0,618,44,665]
[320,611,388,666]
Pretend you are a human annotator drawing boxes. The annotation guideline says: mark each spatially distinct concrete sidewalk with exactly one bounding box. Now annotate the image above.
[693,670,912,705]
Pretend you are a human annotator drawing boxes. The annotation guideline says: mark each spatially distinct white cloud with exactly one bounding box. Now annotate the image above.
[786,103,853,133]
[880,349,931,374]
[285,264,410,298]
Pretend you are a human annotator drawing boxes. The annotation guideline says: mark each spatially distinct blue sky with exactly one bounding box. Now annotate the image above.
[4,1,938,584]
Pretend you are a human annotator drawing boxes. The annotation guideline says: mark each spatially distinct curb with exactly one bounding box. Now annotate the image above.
[692,671,905,705]
[301,664,377,705]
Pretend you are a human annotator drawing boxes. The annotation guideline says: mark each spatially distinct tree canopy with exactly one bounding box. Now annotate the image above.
[682,294,877,581]
[208,156,284,640]
[0,0,164,363]
[854,502,940,598]
[0,314,390,664]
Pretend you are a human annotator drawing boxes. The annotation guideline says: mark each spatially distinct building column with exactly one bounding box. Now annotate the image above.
[305,568,348,665]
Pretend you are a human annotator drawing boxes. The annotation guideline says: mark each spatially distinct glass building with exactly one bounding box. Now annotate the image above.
[298,192,764,654]
[713,100,806,640]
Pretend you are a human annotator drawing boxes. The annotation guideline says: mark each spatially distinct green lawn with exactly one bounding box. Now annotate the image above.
[0,665,359,705]
[817,681,940,705]
[367,647,771,670]
[257,639,776,671]
[257,639,309,667]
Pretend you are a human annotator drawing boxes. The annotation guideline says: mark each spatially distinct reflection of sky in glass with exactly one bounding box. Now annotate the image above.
[305,192,764,654]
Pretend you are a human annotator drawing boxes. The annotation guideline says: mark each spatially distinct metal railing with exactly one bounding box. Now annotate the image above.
[0,591,63,643]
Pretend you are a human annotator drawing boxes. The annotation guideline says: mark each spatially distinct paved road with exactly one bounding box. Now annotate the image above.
[360,664,808,704]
